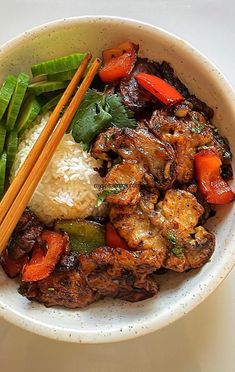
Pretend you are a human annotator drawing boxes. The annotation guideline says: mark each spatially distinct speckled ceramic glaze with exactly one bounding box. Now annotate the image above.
[0,16,234,344]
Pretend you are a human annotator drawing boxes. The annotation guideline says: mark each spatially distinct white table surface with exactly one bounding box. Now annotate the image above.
[0,1,235,371]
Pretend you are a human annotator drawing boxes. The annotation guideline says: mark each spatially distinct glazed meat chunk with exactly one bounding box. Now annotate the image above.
[92,127,176,189]
[19,246,160,308]
[110,189,215,272]
[19,270,101,309]
[6,209,44,260]
[148,108,232,183]
[103,161,145,205]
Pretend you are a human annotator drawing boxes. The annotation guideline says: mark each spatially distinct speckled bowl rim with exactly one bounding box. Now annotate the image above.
[0,15,234,343]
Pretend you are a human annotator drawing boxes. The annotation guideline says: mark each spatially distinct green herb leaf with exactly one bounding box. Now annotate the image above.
[105,94,137,129]
[167,232,177,245]
[190,124,205,134]
[71,90,112,150]
[166,231,184,258]
[97,183,127,207]
[190,112,205,134]
[70,90,137,150]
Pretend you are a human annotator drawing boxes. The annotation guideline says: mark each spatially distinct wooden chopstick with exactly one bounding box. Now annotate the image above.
[0,57,101,254]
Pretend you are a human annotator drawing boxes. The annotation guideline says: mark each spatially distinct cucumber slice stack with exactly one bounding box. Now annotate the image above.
[28,81,68,95]
[7,73,30,130]
[0,124,6,155]
[31,53,86,77]
[47,69,77,81]
[0,75,17,121]
[0,152,7,199]
[47,62,91,82]
[5,130,18,173]
[16,95,41,137]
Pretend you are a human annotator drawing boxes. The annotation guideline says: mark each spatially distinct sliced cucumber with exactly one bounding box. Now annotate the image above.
[47,62,91,82]
[16,95,41,137]
[28,81,68,96]
[0,75,17,121]
[40,93,63,114]
[6,130,18,173]
[47,69,77,81]
[0,152,7,199]
[6,73,30,131]
[0,123,6,156]
[31,53,86,77]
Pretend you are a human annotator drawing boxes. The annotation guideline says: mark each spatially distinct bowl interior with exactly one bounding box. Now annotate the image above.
[0,17,234,343]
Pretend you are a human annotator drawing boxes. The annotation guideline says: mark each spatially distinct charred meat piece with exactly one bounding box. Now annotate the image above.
[78,247,159,301]
[56,252,79,271]
[92,127,176,189]
[148,108,232,183]
[19,270,101,309]
[117,58,162,112]
[187,95,214,120]
[159,62,214,119]
[19,246,159,308]
[221,163,233,181]
[6,209,44,260]
[211,128,233,164]
[110,189,215,272]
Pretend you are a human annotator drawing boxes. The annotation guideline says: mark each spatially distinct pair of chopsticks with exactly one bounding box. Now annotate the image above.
[0,54,101,254]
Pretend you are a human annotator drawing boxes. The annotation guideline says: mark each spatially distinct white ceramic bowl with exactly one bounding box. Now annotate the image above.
[0,16,235,344]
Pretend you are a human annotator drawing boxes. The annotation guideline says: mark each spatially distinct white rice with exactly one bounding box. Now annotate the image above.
[11,113,103,224]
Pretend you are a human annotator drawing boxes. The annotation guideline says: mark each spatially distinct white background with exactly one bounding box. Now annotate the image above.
[0,1,235,371]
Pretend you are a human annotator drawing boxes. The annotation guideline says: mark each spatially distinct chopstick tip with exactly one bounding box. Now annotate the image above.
[86,53,92,61]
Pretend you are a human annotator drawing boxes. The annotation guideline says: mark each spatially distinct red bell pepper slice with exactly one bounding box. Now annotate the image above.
[99,42,138,83]
[105,222,128,250]
[22,231,68,282]
[135,72,183,105]
[29,245,45,265]
[194,148,235,204]
[1,250,28,278]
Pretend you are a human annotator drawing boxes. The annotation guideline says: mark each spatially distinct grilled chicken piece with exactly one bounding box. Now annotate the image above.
[110,189,215,272]
[104,161,145,205]
[19,246,159,308]
[159,189,204,238]
[92,127,176,189]
[163,226,215,272]
[6,209,44,260]
[148,109,232,183]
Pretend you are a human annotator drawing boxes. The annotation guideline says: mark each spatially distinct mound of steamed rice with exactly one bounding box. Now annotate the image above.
[11,113,103,224]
